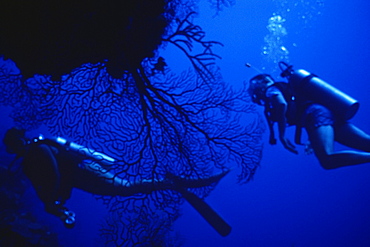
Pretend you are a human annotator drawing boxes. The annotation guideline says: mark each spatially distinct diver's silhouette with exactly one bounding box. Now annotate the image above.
[248,62,370,169]
[3,127,230,235]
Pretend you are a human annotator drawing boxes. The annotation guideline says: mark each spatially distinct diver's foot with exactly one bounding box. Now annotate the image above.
[167,169,231,189]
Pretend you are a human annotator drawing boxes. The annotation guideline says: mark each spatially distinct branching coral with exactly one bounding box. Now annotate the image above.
[0,0,263,245]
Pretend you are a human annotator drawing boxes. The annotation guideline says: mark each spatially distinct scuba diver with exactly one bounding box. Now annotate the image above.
[3,127,230,233]
[248,61,370,170]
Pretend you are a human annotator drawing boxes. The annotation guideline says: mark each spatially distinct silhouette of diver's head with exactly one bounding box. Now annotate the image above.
[248,74,275,105]
[3,127,27,155]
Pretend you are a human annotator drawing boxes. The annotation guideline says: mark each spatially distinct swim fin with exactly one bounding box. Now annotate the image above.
[180,188,232,236]
[166,169,232,236]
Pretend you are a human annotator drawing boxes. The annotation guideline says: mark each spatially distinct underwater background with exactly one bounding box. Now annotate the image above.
[176,0,370,246]
[1,0,370,246]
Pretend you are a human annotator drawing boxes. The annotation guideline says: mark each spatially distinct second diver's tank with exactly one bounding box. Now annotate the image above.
[279,61,359,121]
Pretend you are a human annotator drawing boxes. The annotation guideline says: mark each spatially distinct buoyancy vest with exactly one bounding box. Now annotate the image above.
[263,82,304,145]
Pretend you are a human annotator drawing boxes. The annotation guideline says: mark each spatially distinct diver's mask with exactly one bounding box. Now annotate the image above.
[248,74,275,105]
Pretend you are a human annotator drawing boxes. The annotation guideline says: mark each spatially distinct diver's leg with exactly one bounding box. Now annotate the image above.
[166,170,230,188]
[121,170,230,194]
[75,161,229,196]
[74,161,172,196]
[307,125,334,168]
[334,123,370,152]
[308,125,370,169]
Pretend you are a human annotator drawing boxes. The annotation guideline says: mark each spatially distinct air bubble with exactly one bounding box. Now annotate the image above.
[263,14,289,63]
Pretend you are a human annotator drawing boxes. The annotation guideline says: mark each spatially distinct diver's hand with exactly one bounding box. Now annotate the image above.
[304,141,314,155]
[280,137,298,154]
[269,134,277,145]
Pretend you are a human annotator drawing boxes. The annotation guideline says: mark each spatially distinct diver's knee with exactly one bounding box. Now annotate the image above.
[319,161,335,170]
[317,155,336,170]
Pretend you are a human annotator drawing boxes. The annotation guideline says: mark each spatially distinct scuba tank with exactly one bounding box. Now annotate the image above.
[279,61,359,121]
[29,135,115,168]
[55,137,116,168]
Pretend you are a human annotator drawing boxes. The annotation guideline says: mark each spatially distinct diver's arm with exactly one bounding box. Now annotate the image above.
[24,144,61,205]
[270,94,298,154]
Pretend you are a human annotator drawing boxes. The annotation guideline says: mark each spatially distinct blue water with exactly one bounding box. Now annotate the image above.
[1,0,370,246]
[175,1,370,246]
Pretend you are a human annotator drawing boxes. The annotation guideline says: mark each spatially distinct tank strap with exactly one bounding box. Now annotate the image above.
[263,104,277,145]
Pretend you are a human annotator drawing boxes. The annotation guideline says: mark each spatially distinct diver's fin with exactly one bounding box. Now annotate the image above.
[180,189,232,237]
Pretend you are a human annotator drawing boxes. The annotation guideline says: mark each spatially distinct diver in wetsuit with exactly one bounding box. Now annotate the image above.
[248,62,370,169]
[3,127,229,228]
